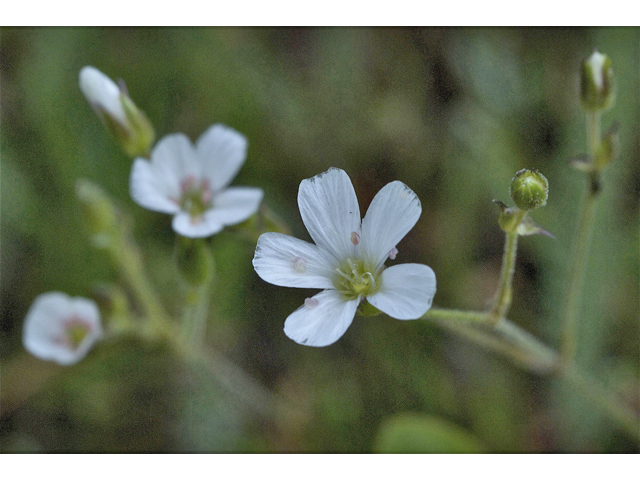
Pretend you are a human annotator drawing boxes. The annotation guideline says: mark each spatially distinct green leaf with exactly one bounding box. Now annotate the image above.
[374,413,486,453]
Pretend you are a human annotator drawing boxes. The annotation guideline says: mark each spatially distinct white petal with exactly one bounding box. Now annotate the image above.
[196,124,248,192]
[253,232,335,289]
[79,66,127,125]
[22,292,103,366]
[209,186,263,226]
[284,290,359,347]
[151,133,201,196]
[172,211,224,238]
[130,158,181,214]
[297,168,361,262]
[360,181,421,269]
[367,263,436,320]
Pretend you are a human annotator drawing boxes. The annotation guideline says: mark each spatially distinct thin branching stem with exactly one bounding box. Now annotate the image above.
[490,220,523,324]
[422,308,639,440]
[560,111,602,366]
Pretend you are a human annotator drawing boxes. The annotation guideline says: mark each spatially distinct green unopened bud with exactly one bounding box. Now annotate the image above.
[79,66,155,157]
[510,169,549,211]
[175,237,214,286]
[76,179,120,248]
[580,51,615,112]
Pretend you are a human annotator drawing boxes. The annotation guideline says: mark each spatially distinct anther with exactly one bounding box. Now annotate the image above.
[293,257,307,273]
[350,231,360,246]
[305,297,319,308]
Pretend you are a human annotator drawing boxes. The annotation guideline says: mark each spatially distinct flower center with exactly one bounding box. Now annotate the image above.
[179,176,213,222]
[63,317,92,349]
[333,258,380,300]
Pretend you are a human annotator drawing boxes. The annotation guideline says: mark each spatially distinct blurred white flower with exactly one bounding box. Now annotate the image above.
[79,66,155,157]
[130,124,264,238]
[253,168,436,347]
[22,292,103,365]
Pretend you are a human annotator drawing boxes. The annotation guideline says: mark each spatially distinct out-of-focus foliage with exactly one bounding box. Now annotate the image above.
[1,27,638,452]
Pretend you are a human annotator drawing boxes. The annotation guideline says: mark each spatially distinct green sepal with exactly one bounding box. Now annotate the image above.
[175,237,215,287]
[357,300,383,317]
[516,216,555,239]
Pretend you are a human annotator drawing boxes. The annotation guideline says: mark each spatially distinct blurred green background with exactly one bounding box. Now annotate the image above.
[1,27,638,452]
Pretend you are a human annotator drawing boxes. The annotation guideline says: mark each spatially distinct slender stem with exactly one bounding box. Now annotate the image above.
[489,211,525,324]
[422,308,639,440]
[563,365,639,441]
[108,232,171,329]
[426,310,558,373]
[560,111,602,366]
[180,282,212,348]
[165,322,291,420]
[423,308,492,324]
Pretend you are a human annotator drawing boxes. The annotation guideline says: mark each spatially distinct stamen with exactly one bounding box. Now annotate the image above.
[333,257,380,300]
[363,272,376,289]
[293,256,307,273]
[347,258,359,278]
[305,297,319,308]
[388,247,398,260]
[350,231,360,246]
[335,267,352,281]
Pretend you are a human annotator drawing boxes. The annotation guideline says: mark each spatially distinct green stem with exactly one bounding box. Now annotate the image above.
[108,232,171,330]
[559,111,602,366]
[180,282,212,348]
[423,308,492,324]
[422,308,639,440]
[563,365,639,441]
[490,212,525,324]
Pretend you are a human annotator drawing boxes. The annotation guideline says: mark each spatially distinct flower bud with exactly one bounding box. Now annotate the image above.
[510,169,549,211]
[79,66,155,157]
[75,179,120,248]
[580,51,615,112]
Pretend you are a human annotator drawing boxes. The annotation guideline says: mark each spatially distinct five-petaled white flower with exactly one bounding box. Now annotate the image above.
[23,292,103,365]
[130,124,264,238]
[253,168,436,347]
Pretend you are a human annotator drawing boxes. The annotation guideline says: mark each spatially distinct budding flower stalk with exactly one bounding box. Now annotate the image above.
[580,51,615,112]
[79,66,155,157]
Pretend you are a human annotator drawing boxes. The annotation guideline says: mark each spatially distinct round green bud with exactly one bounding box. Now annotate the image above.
[510,169,549,211]
[580,51,615,112]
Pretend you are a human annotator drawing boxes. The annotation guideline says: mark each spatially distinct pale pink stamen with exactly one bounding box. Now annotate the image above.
[305,297,319,308]
[350,231,360,246]
[388,246,398,260]
[180,175,196,192]
[293,256,306,273]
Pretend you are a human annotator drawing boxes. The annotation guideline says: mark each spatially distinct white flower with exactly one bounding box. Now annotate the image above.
[253,168,436,347]
[22,292,103,365]
[129,124,264,238]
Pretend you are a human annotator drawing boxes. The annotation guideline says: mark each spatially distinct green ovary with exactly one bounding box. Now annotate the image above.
[179,177,213,221]
[66,323,90,349]
[333,258,381,300]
